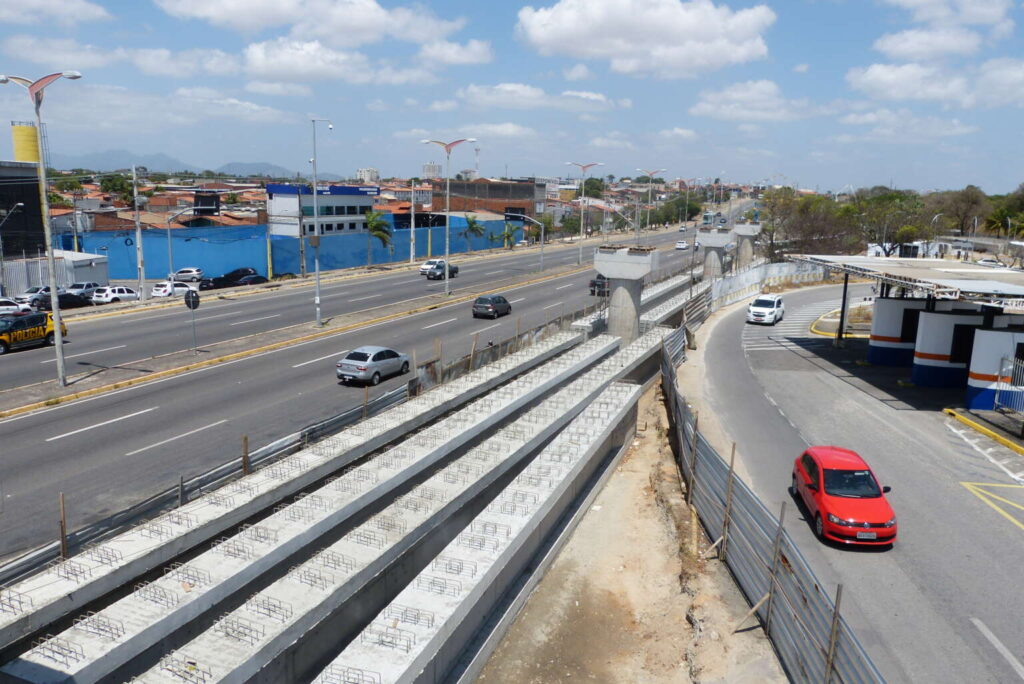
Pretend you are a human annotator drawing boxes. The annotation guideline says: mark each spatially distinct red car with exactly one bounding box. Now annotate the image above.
[791,446,897,546]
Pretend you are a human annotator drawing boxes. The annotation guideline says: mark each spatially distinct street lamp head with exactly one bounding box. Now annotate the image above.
[61,71,82,80]
[420,139,431,144]
[465,138,477,143]
[14,202,23,208]
[0,76,8,84]
[327,123,333,130]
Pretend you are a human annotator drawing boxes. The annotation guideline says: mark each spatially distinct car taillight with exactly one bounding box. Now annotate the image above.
[357,366,367,371]
[336,362,342,367]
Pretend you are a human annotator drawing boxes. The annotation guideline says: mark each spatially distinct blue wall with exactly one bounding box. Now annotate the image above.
[64,217,520,280]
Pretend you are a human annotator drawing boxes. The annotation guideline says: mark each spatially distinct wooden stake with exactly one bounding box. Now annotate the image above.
[241,435,251,475]
[689,504,699,556]
[825,585,844,683]
[178,476,184,507]
[731,592,770,634]
[765,502,787,634]
[720,444,737,561]
[58,493,68,560]
[363,385,369,420]
[686,411,699,503]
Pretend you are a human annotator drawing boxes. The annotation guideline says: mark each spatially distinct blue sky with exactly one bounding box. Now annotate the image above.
[0,0,1021,193]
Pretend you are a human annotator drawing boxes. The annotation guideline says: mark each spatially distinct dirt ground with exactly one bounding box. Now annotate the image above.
[477,380,786,683]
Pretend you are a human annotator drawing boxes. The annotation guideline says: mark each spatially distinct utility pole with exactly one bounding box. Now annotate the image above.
[409,178,416,264]
[132,165,146,300]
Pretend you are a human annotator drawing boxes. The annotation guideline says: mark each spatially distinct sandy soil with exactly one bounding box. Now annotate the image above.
[477,382,785,683]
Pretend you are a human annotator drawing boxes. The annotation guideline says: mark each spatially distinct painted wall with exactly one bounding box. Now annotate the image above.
[966,328,1024,409]
[911,311,984,386]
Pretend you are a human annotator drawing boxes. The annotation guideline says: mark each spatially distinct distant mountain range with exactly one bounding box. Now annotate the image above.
[50,150,347,180]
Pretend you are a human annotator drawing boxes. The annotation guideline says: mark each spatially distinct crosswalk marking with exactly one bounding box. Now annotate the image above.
[742,301,840,353]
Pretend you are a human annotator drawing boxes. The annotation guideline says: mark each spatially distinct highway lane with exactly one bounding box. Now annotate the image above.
[706,285,1024,683]
[0,228,694,391]
[0,246,699,559]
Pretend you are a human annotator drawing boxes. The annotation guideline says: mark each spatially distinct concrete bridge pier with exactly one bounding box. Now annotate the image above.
[697,227,735,279]
[594,245,657,344]
[734,222,763,269]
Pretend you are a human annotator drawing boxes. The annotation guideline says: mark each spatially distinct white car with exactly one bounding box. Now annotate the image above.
[91,286,139,304]
[419,259,446,275]
[13,286,64,305]
[66,281,101,297]
[0,297,31,314]
[975,257,1005,268]
[173,267,204,282]
[747,294,785,325]
[675,240,690,250]
[151,281,194,298]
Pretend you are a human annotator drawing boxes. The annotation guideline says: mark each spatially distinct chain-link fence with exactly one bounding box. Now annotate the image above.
[660,351,884,683]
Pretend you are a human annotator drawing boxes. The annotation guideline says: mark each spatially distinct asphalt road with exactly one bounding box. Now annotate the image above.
[0,228,702,560]
[0,229,692,392]
[706,285,1024,683]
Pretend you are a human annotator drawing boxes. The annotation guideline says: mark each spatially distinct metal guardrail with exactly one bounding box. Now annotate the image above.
[660,352,884,683]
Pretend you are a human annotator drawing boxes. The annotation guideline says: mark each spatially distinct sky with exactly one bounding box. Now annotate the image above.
[0,0,1022,193]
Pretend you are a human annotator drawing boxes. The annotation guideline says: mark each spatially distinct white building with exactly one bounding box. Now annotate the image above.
[356,167,380,184]
[266,183,380,237]
[422,162,442,179]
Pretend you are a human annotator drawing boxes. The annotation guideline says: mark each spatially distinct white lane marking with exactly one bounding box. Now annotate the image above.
[351,294,382,301]
[484,270,506,275]
[423,317,458,330]
[293,349,349,368]
[509,298,526,304]
[543,301,564,310]
[229,314,281,326]
[125,419,228,457]
[41,345,126,363]
[472,323,500,336]
[946,424,1024,485]
[46,407,159,442]
[971,618,1024,680]
[555,283,574,290]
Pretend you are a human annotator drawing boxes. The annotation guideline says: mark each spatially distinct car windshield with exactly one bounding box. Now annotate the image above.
[0,320,11,331]
[345,351,371,361]
[823,469,882,498]
[752,298,776,308]
[475,297,493,304]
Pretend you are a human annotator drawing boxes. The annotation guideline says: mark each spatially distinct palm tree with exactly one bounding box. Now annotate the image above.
[364,210,392,266]
[500,222,519,249]
[460,214,486,251]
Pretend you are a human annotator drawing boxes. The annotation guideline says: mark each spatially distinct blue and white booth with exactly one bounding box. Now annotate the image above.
[911,310,985,386]
[869,298,976,366]
[966,327,1024,409]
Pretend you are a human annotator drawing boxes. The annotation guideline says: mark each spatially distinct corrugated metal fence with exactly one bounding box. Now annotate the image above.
[660,351,884,683]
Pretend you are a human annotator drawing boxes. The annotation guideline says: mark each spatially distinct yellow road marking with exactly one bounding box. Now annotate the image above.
[961,482,1024,532]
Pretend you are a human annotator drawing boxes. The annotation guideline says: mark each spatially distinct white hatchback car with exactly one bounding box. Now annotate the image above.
[747,294,785,325]
[0,297,31,314]
[675,240,690,250]
[151,281,194,298]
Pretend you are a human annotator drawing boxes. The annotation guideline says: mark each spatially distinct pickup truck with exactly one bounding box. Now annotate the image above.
[589,274,609,296]
[425,263,459,280]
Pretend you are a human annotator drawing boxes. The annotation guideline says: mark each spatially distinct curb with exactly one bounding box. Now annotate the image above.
[809,309,870,339]
[0,265,590,420]
[943,408,1024,457]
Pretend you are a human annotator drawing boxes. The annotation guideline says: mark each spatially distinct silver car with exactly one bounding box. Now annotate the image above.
[336,345,410,385]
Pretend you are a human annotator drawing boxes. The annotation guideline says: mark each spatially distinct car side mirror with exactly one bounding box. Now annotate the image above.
[882,485,891,493]
[807,484,817,492]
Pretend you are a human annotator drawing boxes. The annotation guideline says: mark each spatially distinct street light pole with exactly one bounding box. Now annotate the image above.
[0,203,24,296]
[409,178,416,264]
[505,213,545,272]
[566,161,603,265]
[637,167,666,245]
[310,118,332,327]
[0,71,82,387]
[422,138,476,296]
[166,206,195,286]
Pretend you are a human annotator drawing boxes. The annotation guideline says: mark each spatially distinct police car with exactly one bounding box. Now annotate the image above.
[0,311,67,355]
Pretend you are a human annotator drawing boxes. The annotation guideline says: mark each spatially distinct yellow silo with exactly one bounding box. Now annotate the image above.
[11,122,40,163]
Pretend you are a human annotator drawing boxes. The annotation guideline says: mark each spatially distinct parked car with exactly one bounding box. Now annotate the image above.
[419,259,447,275]
[91,286,139,304]
[235,274,269,287]
[212,267,258,288]
[589,274,609,296]
[675,240,690,250]
[336,346,410,385]
[14,286,64,305]
[173,267,204,282]
[0,298,31,315]
[718,217,728,225]
[151,281,194,298]
[198,278,217,291]
[425,263,458,280]
[746,294,784,325]
[472,294,512,319]
[791,446,896,546]
[975,257,1005,267]
[66,282,101,297]
[34,292,92,311]
[0,311,67,355]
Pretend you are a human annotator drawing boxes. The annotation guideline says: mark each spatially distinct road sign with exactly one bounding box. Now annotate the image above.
[184,289,200,310]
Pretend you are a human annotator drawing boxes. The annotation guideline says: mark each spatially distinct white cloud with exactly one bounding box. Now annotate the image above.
[689,80,816,122]
[244,39,373,81]
[793,63,809,73]
[155,0,299,32]
[974,58,1024,107]
[846,63,971,105]
[0,0,109,25]
[428,100,458,111]
[367,99,388,111]
[737,123,762,134]
[245,81,312,97]
[2,37,241,77]
[393,127,430,138]
[418,39,492,65]
[131,48,241,77]
[3,35,119,69]
[456,82,620,111]
[517,0,776,78]
[590,131,635,149]
[873,26,981,60]
[659,127,697,140]
[564,63,593,80]
[461,122,537,138]
[403,98,419,107]
[837,107,977,142]
[879,0,1013,27]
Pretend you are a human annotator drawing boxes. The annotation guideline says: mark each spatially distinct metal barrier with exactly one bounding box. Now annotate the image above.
[993,356,1024,415]
[660,351,884,683]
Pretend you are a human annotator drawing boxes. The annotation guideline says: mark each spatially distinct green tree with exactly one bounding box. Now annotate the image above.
[935,185,990,236]
[460,214,486,251]
[54,178,82,193]
[47,192,72,208]
[583,177,605,199]
[560,214,581,236]
[364,210,392,266]
[100,174,131,197]
[224,192,240,204]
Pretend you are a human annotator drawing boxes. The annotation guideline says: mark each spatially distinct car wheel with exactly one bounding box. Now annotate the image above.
[370,372,381,386]
[401,361,409,374]
[0,341,8,355]
[45,332,55,346]
[111,298,119,302]
[191,276,199,282]
[814,514,825,540]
